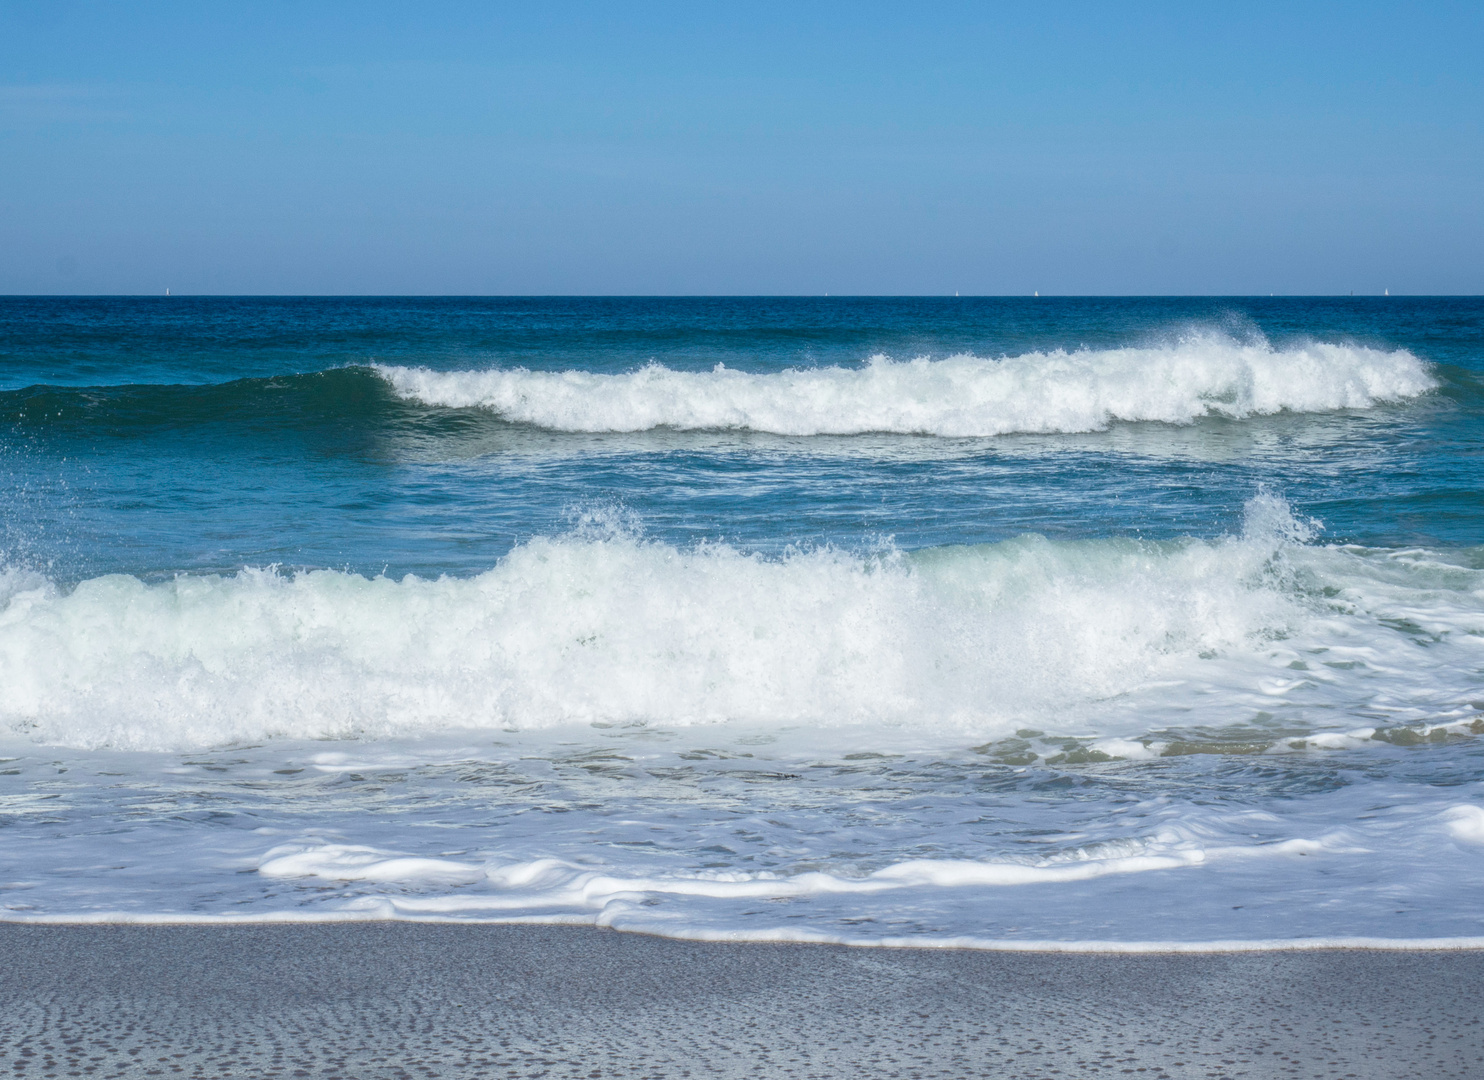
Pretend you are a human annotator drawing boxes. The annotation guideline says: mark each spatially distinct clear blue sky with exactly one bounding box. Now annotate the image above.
[2,1,1480,295]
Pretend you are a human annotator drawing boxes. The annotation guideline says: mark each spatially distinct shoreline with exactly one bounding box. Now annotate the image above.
[2,923,1480,1078]
[6,913,1484,954]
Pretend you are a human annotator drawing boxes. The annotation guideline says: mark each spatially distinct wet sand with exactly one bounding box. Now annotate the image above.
[0,924,1479,1079]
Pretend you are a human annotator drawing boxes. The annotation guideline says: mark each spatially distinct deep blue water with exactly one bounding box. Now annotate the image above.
[2,297,1480,583]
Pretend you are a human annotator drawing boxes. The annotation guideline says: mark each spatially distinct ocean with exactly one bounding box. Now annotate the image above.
[1,295,1481,948]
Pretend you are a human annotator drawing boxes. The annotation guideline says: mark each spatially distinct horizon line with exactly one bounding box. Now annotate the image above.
[2,293,1478,300]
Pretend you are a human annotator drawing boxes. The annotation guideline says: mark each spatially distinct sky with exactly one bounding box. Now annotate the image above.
[1,1,1481,295]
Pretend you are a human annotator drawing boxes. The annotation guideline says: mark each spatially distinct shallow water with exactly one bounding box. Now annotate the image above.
[2,296,1482,945]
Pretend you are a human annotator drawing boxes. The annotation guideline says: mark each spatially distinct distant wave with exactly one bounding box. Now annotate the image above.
[0,367,399,432]
[0,335,1434,440]
[2,497,1478,751]
[377,334,1435,436]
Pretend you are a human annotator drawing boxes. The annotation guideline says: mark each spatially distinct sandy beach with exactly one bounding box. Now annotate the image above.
[0,924,1479,1079]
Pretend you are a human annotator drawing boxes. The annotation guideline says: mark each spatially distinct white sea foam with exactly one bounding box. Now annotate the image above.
[258,845,1208,896]
[257,826,1365,905]
[0,566,48,608]
[1444,805,1484,843]
[234,795,1479,945]
[0,497,1480,751]
[376,334,1434,435]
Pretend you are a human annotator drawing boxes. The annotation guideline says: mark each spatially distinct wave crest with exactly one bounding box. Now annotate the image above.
[3,500,1478,751]
[377,334,1434,436]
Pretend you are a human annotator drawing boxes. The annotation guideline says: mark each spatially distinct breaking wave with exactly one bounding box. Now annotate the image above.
[2,497,1479,751]
[377,334,1434,436]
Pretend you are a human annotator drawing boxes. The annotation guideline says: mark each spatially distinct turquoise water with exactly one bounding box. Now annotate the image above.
[1,296,1482,944]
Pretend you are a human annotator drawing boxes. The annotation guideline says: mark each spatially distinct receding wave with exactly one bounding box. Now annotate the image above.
[377,334,1435,436]
[2,498,1478,751]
